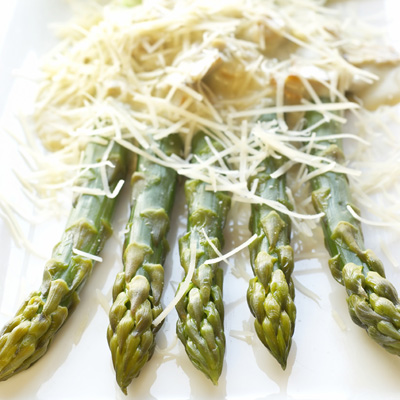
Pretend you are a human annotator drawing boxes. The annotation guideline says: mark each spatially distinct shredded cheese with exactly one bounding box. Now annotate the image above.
[292,275,321,305]
[0,195,45,259]
[331,309,347,332]
[380,240,400,269]
[229,329,255,344]
[204,233,257,265]
[5,0,397,237]
[153,236,197,327]
[72,248,103,262]
[96,288,111,314]
[201,228,231,266]
[346,205,396,228]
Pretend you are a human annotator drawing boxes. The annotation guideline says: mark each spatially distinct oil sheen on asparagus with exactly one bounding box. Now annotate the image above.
[247,115,296,369]
[0,140,129,381]
[107,134,182,394]
[306,106,400,355]
[176,132,231,384]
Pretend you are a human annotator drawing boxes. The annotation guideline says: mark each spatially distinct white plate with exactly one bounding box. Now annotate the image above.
[1,1,400,399]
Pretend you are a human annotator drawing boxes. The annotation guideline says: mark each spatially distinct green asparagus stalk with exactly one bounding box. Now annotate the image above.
[107,134,183,394]
[247,115,296,369]
[305,107,400,355]
[0,140,129,381]
[176,132,231,384]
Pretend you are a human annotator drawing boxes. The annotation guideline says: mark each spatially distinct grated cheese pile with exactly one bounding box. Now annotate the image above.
[4,0,400,255]
[15,0,396,236]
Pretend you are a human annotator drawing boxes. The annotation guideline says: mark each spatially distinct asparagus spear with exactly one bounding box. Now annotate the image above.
[0,140,129,381]
[107,134,183,394]
[247,115,296,369]
[305,107,400,355]
[176,132,231,384]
